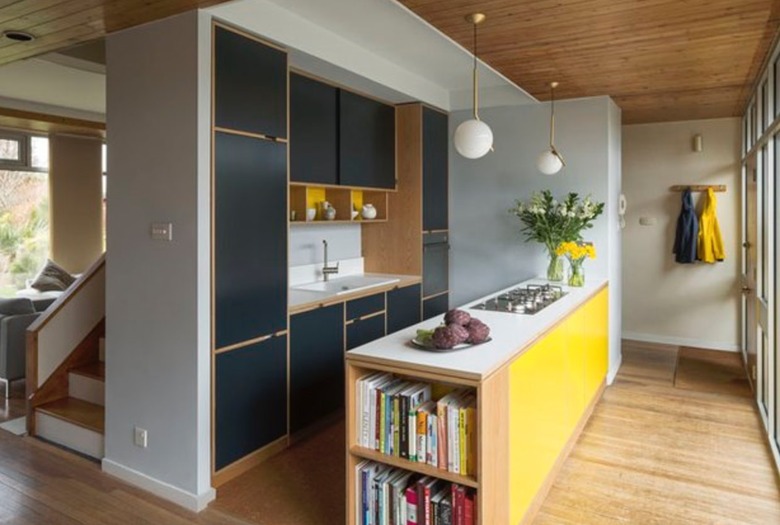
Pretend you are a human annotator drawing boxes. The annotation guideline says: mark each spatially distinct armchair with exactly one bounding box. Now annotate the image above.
[0,297,52,398]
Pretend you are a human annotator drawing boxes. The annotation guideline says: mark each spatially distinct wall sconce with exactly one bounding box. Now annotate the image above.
[692,134,703,153]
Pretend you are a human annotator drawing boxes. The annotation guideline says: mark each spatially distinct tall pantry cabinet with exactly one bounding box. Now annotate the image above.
[212,24,289,481]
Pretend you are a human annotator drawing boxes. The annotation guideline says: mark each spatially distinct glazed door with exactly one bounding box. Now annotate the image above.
[744,155,757,390]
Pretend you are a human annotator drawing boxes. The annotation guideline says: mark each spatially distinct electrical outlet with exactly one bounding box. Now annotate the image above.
[134,426,148,448]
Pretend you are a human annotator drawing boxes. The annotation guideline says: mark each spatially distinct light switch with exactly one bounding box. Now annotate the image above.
[151,222,173,241]
[639,217,657,226]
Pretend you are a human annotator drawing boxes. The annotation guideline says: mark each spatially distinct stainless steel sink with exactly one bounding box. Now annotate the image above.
[293,275,399,295]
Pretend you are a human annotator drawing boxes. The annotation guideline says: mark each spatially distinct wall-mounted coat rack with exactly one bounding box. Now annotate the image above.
[670,184,727,192]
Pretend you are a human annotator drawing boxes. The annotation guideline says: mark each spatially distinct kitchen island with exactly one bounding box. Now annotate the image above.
[345,278,609,524]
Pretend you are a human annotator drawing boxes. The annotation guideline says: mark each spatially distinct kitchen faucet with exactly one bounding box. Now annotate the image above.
[322,240,340,281]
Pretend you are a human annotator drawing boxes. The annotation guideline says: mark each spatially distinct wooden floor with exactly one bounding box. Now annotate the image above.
[0,342,775,524]
[534,340,780,524]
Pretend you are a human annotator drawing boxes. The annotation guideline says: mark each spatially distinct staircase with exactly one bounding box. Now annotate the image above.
[26,255,106,460]
[35,338,105,458]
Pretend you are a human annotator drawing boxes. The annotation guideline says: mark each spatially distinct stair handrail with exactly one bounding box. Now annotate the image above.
[26,253,106,434]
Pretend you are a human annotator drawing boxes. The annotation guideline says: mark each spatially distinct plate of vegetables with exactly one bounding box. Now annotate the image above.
[411,309,491,352]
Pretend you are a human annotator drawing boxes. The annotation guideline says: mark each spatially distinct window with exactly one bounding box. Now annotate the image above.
[0,132,49,295]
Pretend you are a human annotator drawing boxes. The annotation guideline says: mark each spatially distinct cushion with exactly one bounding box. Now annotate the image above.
[30,259,76,292]
[0,297,35,315]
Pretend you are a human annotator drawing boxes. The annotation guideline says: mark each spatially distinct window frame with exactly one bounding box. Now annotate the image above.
[0,130,47,173]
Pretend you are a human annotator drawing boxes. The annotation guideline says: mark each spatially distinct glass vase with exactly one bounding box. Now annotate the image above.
[568,260,585,287]
[546,251,564,282]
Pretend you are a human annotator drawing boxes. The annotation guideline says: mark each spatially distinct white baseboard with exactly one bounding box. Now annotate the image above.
[607,352,623,385]
[622,332,740,353]
[102,458,215,512]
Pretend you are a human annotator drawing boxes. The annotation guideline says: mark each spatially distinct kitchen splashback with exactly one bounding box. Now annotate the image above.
[289,223,361,266]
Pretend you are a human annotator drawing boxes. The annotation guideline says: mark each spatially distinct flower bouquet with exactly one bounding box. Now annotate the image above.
[556,241,596,287]
[509,190,604,281]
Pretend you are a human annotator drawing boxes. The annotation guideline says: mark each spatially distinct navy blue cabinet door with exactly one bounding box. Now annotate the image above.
[347,314,386,350]
[290,74,338,185]
[387,284,422,334]
[346,293,385,321]
[290,304,345,434]
[339,90,396,189]
[423,107,449,232]
[214,132,287,349]
[423,293,449,320]
[215,336,287,470]
[214,26,287,139]
[423,232,449,298]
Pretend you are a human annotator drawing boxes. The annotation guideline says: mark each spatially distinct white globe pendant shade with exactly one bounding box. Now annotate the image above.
[537,149,563,175]
[454,119,494,159]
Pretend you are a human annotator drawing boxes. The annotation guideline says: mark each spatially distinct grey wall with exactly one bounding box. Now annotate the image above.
[104,10,213,508]
[449,96,623,379]
[449,97,613,305]
[289,224,361,266]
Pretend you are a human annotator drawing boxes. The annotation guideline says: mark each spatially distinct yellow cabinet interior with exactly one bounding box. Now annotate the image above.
[289,183,388,224]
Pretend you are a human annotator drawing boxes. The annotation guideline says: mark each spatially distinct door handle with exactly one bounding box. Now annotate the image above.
[741,286,752,294]
[743,241,752,249]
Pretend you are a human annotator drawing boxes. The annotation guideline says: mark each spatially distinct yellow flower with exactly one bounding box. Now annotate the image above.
[556,242,596,262]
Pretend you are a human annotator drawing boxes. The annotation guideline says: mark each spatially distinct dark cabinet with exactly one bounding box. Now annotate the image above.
[214,132,287,349]
[290,304,345,434]
[290,73,338,185]
[387,284,422,334]
[339,90,396,189]
[423,293,449,320]
[423,108,449,232]
[423,232,449,299]
[215,336,287,470]
[347,314,386,351]
[346,292,386,350]
[214,26,287,139]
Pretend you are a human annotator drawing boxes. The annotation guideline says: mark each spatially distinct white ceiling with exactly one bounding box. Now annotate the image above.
[0,0,535,119]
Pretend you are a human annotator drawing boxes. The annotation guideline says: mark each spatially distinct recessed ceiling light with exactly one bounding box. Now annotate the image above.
[2,30,35,42]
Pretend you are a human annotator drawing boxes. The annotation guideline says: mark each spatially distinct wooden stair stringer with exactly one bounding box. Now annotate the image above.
[27,318,105,436]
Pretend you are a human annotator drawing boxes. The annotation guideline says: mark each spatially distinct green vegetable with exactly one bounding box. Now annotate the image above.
[416,329,435,344]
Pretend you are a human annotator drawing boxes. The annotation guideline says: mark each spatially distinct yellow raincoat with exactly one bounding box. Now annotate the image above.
[697,187,725,263]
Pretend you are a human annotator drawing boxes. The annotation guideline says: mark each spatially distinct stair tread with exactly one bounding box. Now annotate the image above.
[37,398,104,434]
[70,362,105,381]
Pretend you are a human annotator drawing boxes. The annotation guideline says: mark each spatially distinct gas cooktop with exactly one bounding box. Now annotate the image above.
[470,284,566,315]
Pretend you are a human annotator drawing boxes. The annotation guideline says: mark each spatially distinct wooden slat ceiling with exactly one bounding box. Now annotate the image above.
[399,0,780,123]
[0,0,229,70]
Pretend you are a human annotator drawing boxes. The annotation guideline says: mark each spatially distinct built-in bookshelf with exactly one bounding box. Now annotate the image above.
[346,365,483,525]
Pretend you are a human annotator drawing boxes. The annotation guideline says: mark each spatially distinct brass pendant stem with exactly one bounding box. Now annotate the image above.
[466,13,485,121]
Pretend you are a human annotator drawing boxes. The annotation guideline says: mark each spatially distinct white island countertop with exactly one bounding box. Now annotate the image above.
[345,277,608,382]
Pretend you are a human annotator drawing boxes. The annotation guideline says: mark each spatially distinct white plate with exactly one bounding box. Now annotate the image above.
[410,336,492,352]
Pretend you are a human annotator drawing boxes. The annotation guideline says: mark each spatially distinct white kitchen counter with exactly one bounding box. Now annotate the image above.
[345,277,608,381]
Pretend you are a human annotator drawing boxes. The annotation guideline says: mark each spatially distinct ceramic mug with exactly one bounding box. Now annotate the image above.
[306,208,317,221]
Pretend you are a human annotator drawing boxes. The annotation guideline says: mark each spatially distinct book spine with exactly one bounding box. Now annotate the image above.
[380,391,387,454]
[466,407,476,477]
[449,406,458,473]
[456,486,465,525]
[400,394,409,459]
[438,495,452,525]
[459,408,467,476]
[393,395,401,456]
[437,402,447,470]
[450,484,458,525]
[464,492,474,525]
[374,387,382,450]
[408,405,417,462]
[406,486,418,525]
[416,409,427,463]
[429,414,437,467]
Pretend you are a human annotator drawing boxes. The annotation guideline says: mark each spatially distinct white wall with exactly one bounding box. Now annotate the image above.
[289,224,361,266]
[104,10,213,511]
[449,96,622,379]
[622,118,741,351]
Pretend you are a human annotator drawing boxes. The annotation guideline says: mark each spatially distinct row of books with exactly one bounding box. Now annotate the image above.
[356,373,477,476]
[356,460,477,525]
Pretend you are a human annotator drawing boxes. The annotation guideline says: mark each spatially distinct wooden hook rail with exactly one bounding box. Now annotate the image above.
[670,185,727,192]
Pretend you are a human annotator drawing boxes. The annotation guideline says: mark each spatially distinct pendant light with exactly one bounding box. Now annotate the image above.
[454,13,493,159]
[537,81,566,175]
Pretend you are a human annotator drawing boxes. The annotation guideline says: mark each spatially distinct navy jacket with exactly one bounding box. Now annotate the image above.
[673,189,699,263]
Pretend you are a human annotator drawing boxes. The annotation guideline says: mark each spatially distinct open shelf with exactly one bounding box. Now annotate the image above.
[289,184,389,225]
[350,445,479,489]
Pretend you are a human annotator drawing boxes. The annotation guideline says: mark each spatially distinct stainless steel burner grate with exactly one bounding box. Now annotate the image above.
[470,284,566,315]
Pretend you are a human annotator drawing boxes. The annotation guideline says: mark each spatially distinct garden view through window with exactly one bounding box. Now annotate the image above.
[0,134,49,295]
